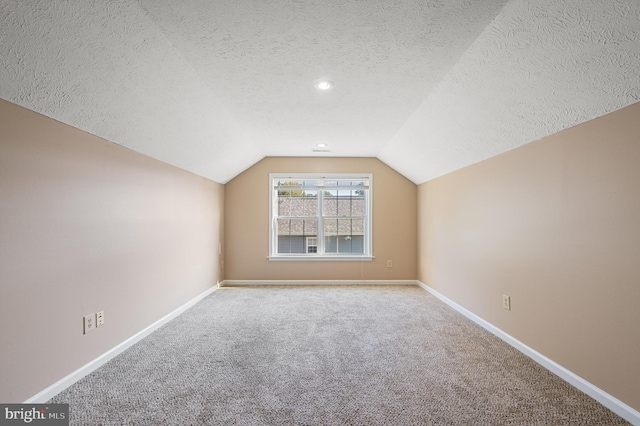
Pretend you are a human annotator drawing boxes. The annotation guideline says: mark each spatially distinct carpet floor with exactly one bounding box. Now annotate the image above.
[50,285,629,425]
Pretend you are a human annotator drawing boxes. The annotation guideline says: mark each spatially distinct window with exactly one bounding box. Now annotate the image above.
[306,237,318,253]
[269,174,372,260]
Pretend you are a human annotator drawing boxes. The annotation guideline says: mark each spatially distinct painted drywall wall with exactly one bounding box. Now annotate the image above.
[224,157,417,280]
[417,102,640,411]
[0,99,224,402]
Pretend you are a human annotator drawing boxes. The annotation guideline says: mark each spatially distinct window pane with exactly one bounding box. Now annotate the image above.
[323,219,365,254]
[276,218,318,254]
[352,195,365,216]
[277,190,317,217]
[301,191,317,216]
[278,236,305,254]
[323,194,337,216]
[276,180,318,193]
[336,191,348,217]
[323,191,365,217]
[324,235,338,253]
[323,218,364,235]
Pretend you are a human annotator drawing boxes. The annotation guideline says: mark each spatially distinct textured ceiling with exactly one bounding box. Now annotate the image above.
[1,0,639,184]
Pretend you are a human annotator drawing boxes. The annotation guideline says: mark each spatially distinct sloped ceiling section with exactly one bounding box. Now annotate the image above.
[379,0,640,183]
[0,0,264,183]
[1,0,639,184]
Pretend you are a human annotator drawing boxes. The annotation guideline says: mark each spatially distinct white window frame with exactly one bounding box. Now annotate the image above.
[269,173,373,261]
[306,237,318,254]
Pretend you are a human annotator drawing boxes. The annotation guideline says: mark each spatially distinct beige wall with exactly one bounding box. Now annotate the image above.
[225,157,417,280]
[0,100,224,402]
[418,102,640,411]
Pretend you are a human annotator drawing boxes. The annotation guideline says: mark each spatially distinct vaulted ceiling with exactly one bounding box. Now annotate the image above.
[1,1,639,184]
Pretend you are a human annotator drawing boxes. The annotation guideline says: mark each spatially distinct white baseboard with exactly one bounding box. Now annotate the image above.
[220,279,417,286]
[416,281,640,425]
[24,285,219,403]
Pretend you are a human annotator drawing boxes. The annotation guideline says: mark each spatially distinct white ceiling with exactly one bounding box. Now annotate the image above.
[1,0,639,184]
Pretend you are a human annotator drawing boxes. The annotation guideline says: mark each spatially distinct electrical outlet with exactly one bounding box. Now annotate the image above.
[83,314,96,334]
[502,295,511,311]
[96,311,104,327]
[387,260,393,268]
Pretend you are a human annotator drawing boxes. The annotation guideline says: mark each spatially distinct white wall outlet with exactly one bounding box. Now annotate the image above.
[83,314,96,334]
[502,294,511,311]
[96,311,104,327]
[387,259,393,268]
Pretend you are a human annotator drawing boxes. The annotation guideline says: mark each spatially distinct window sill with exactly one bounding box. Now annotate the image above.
[268,255,374,262]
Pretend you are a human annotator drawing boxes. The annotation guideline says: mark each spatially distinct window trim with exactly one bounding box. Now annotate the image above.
[268,173,373,261]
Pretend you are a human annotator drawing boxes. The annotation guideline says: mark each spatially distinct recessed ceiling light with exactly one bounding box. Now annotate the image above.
[316,143,328,148]
[315,80,333,90]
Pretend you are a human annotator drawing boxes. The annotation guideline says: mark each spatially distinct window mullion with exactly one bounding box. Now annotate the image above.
[272,188,277,255]
[318,184,324,255]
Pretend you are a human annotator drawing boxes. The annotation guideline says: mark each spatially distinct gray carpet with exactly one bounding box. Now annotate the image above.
[50,286,629,425]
